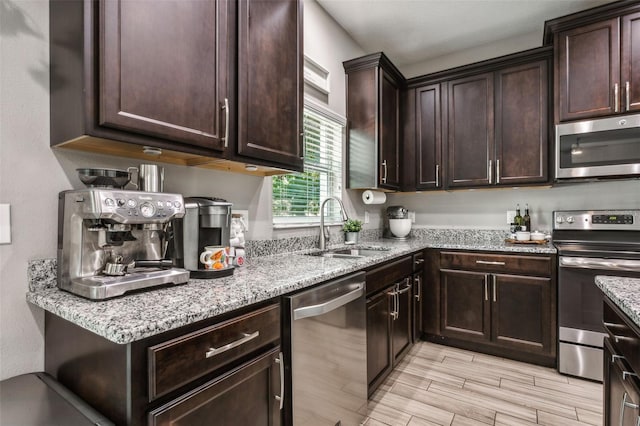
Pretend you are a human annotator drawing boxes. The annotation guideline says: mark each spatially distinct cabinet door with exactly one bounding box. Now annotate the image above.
[447,73,494,188]
[495,60,548,185]
[100,0,229,150]
[491,274,552,355]
[440,270,491,342]
[604,338,640,426]
[392,279,413,364]
[379,69,401,190]
[148,347,282,426]
[556,18,620,121]
[415,84,443,190]
[366,288,392,393]
[237,0,303,169]
[621,12,640,113]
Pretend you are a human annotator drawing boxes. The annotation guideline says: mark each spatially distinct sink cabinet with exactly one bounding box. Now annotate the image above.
[424,250,557,366]
[365,255,413,395]
[45,302,282,426]
[50,0,302,173]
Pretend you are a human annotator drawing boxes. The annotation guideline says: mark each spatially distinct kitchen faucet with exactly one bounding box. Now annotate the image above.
[319,197,349,250]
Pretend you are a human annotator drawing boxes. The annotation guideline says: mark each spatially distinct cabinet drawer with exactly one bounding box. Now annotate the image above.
[440,251,551,276]
[366,256,412,296]
[604,298,640,375]
[148,304,280,401]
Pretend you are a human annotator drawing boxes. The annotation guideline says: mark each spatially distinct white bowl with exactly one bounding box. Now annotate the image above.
[389,218,411,238]
[530,231,546,241]
[515,231,531,241]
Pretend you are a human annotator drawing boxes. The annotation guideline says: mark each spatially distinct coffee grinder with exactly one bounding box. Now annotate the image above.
[169,197,233,278]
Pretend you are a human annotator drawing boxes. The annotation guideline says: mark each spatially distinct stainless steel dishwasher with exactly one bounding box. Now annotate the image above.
[284,272,367,426]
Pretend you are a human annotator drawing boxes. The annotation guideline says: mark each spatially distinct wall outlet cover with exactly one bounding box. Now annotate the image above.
[408,211,416,223]
[364,211,370,224]
[231,209,249,232]
[506,210,516,225]
[0,204,11,244]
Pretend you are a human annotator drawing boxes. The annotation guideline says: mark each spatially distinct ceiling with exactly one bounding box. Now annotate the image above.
[316,0,615,70]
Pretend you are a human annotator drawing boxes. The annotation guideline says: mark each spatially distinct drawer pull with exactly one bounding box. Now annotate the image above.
[623,371,639,381]
[621,392,639,426]
[476,260,506,266]
[612,354,626,363]
[414,259,425,265]
[274,352,285,410]
[205,331,260,358]
[414,276,421,301]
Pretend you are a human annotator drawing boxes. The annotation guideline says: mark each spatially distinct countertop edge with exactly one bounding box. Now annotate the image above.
[595,275,640,329]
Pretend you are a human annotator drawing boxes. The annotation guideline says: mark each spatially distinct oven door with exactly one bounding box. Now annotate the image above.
[558,255,640,380]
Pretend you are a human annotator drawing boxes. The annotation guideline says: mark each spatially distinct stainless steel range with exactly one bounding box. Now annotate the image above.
[553,209,640,381]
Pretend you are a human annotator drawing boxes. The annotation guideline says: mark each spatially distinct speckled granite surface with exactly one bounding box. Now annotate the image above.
[26,230,556,344]
[595,276,640,329]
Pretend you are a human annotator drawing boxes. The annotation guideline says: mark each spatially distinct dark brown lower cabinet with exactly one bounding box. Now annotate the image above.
[365,256,414,395]
[603,297,640,426]
[149,346,282,426]
[426,251,556,366]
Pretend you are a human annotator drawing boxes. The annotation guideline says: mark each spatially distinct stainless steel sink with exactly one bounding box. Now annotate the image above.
[305,247,391,259]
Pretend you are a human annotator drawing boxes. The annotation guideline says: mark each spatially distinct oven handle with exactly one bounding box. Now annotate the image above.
[559,256,640,272]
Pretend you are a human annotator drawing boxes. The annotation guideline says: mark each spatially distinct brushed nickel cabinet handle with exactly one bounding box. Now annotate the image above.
[612,354,626,363]
[615,84,620,113]
[205,331,259,358]
[222,98,229,148]
[435,164,440,187]
[414,259,425,266]
[626,81,631,111]
[300,132,305,159]
[621,392,639,426]
[492,275,497,302]
[484,275,489,301]
[274,352,285,410]
[496,159,500,184]
[381,160,388,184]
[476,260,506,266]
[414,276,421,301]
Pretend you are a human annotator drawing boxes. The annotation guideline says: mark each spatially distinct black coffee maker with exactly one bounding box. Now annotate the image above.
[169,197,233,278]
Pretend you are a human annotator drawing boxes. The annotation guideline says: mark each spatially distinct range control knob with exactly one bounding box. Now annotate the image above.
[117,199,126,207]
[566,216,575,224]
[555,216,564,224]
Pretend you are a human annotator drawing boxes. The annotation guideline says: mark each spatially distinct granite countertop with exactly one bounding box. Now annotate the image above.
[26,231,556,345]
[595,276,640,329]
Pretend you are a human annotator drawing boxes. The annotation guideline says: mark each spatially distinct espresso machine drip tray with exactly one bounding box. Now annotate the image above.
[69,268,189,300]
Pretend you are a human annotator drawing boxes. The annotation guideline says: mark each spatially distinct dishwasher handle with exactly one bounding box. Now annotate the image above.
[293,282,365,321]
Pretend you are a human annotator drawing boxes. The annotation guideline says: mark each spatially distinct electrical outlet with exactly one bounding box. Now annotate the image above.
[506,210,516,225]
[408,211,416,223]
[364,211,370,224]
[231,209,249,232]
[0,204,11,244]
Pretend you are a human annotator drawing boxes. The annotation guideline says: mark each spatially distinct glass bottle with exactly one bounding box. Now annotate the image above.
[523,204,531,232]
[514,204,523,231]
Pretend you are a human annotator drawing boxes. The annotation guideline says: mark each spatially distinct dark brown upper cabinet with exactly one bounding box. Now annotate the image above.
[403,47,551,191]
[447,72,495,188]
[414,84,444,191]
[344,53,404,190]
[50,0,303,174]
[545,2,640,122]
[99,0,229,151]
[235,0,303,170]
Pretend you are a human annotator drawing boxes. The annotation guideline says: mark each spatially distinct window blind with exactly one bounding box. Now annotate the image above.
[272,106,344,225]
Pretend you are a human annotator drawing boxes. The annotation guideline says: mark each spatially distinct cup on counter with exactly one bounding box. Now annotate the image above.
[515,231,531,241]
[199,246,229,270]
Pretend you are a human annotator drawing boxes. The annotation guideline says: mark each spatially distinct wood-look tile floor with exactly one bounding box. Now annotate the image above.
[364,342,603,426]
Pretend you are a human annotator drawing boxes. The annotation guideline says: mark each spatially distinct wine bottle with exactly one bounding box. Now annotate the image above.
[514,204,523,231]
[523,204,531,232]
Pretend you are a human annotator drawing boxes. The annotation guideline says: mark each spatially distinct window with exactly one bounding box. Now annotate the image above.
[272,100,344,226]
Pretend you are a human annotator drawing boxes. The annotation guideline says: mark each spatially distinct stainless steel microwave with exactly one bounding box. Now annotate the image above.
[555,115,640,180]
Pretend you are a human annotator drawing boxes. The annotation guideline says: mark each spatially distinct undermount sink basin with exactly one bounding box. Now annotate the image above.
[305,246,391,259]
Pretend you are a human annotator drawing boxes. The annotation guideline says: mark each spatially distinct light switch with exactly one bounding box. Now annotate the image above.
[0,204,11,244]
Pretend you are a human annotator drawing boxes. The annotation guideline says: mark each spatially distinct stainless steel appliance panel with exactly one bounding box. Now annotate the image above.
[555,115,640,179]
[286,272,367,426]
[559,342,604,382]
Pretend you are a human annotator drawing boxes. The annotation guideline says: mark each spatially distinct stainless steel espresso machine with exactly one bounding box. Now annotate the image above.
[57,189,190,299]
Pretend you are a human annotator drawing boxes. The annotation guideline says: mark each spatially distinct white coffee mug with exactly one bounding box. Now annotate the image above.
[199,246,228,270]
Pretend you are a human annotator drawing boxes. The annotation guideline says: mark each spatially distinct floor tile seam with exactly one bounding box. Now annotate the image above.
[500,379,604,407]
[463,379,585,417]
[534,407,580,423]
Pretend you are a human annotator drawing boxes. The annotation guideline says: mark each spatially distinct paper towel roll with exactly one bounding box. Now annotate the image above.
[362,190,387,205]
